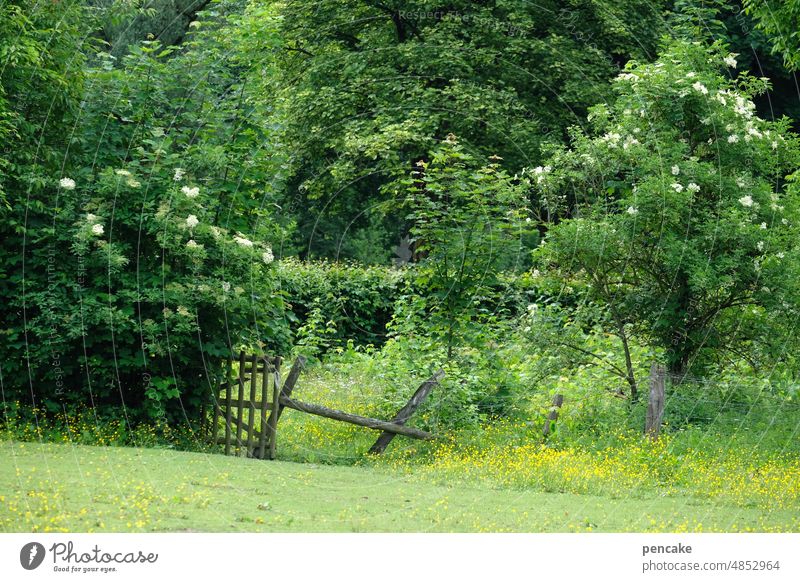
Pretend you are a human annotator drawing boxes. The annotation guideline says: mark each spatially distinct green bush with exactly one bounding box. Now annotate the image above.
[1,26,290,421]
[276,258,404,354]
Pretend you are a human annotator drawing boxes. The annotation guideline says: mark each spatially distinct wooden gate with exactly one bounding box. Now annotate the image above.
[208,352,443,459]
[210,352,282,459]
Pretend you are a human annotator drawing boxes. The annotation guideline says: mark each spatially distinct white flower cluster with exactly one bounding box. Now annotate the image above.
[186,214,199,228]
[182,185,200,198]
[601,132,622,147]
[86,213,104,236]
[262,248,274,264]
[59,177,76,190]
[173,168,186,181]
[532,165,552,184]
[233,234,254,247]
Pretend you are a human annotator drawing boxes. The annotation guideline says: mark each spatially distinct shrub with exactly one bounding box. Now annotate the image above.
[276,258,404,354]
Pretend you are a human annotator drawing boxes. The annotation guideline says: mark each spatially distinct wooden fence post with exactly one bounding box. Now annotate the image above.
[645,363,666,440]
[247,353,258,457]
[236,351,246,454]
[368,369,444,455]
[267,358,282,460]
[542,394,564,437]
[224,354,233,455]
[258,358,270,460]
[276,356,307,422]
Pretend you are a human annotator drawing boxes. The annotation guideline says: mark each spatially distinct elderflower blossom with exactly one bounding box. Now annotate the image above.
[115,169,132,177]
[222,281,231,293]
[671,165,680,176]
[760,222,767,230]
[692,82,709,95]
[262,248,274,264]
[687,183,700,193]
[127,179,141,188]
[532,165,552,184]
[728,135,739,143]
[626,206,639,215]
[186,239,202,249]
[59,177,76,190]
[173,168,185,181]
[739,195,754,207]
[724,54,738,68]
[181,185,200,198]
[671,183,684,193]
[757,241,765,252]
[234,234,254,247]
[623,136,639,149]
[91,223,104,236]
[186,214,199,229]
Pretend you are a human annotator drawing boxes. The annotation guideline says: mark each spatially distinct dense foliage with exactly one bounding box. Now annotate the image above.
[1,0,799,443]
[535,40,800,382]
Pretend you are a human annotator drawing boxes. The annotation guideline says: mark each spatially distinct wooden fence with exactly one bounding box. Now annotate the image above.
[207,352,442,459]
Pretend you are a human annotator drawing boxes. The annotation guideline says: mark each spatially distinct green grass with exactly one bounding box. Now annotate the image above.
[1,441,798,532]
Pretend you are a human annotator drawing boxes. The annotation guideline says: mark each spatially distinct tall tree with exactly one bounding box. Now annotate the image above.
[535,40,800,380]
[247,0,669,260]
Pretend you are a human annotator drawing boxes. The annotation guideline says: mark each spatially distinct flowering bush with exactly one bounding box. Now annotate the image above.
[1,29,290,421]
[534,40,800,378]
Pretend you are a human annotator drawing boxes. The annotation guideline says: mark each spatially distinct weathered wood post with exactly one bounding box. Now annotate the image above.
[258,358,270,460]
[542,394,564,437]
[645,363,666,440]
[267,358,282,460]
[246,353,258,456]
[236,351,246,454]
[224,354,233,455]
[368,369,444,455]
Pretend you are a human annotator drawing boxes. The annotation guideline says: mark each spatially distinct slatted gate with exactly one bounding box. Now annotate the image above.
[210,352,282,459]
[206,352,443,460]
